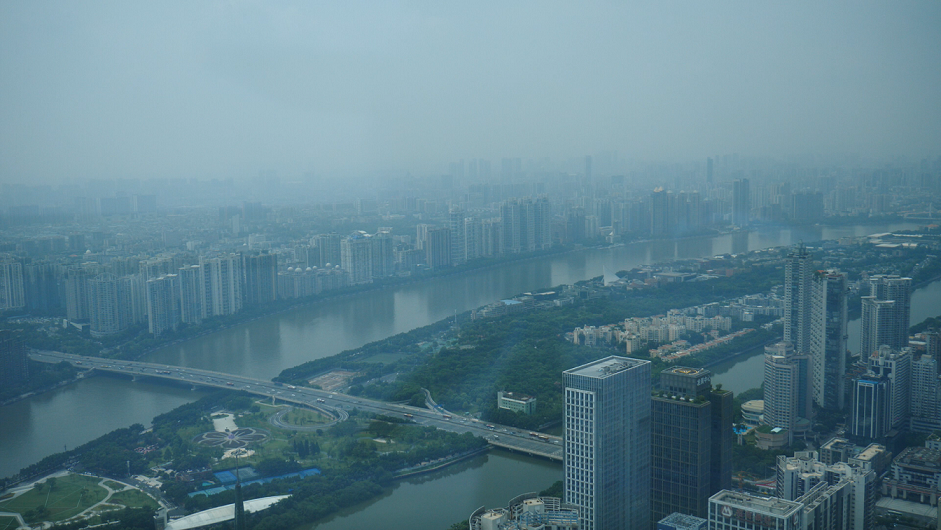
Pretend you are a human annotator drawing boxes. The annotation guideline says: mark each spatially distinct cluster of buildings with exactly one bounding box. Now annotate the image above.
[478,355,889,530]
[569,310,733,355]
[753,244,941,451]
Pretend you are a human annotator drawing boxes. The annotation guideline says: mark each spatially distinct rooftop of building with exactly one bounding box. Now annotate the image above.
[896,446,941,470]
[855,443,885,462]
[498,391,535,402]
[710,491,802,517]
[657,511,708,528]
[564,355,648,378]
[662,366,710,377]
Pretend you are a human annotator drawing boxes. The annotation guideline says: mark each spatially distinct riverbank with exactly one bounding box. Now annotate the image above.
[393,446,491,479]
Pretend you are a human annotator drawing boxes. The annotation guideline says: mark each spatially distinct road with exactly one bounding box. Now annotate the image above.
[30,350,563,461]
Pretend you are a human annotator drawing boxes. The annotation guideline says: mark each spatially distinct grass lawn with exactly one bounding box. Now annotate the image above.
[109,489,158,510]
[0,474,108,523]
[102,480,126,491]
[0,516,19,530]
[360,353,406,364]
[282,409,330,427]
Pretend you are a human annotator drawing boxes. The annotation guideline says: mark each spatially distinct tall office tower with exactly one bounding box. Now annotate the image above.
[533,197,553,250]
[784,244,813,355]
[501,200,522,253]
[651,367,732,522]
[706,157,714,185]
[480,219,503,257]
[0,330,29,390]
[851,376,890,441]
[146,274,180,337]
[340,232,374,286]
[0,259,25,311]
[200,254,242,317]
[868,345,912,429]
[313,233,342,268]
[424,227,451,270]
[178,265,203,324]
[810,270,848,410]
[563,356,651,530]
[448,206,467,265]
[732,178,750,227]
[762,342,812,435]
[88,273,132,337]
[242,252,278,306]
[860,274,912,356]
[910,355,941,433]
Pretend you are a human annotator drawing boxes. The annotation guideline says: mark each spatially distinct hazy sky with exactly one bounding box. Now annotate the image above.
[2,2,940,183]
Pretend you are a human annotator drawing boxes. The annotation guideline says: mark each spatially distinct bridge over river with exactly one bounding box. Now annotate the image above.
[30,350,563,462]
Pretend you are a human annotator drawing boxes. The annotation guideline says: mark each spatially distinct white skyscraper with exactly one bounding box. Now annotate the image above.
[563,356,651,530]
[860,275,912,356]
[200,254,242,317]
[763,342,812,434]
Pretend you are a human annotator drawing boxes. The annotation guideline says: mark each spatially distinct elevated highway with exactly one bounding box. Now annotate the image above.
[29,351,563,462]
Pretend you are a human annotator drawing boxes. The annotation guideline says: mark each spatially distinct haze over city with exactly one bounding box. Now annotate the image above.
[2,1,940,184]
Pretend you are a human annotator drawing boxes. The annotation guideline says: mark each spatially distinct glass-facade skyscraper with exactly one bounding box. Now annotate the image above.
[563,356,651,530]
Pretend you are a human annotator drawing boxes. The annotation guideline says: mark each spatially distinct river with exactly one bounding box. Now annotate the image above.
[0,222,922,527]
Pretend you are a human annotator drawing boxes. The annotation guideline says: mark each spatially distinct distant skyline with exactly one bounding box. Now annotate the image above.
[2,2,940,184]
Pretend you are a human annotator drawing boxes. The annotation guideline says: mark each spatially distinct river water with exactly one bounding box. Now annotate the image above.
[0,222,921,527]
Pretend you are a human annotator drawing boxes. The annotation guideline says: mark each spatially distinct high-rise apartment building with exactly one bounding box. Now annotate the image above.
[860,274,912,356]
[910,355,941,433]
[146,274,180,337]
[0,259,26,311]
[424,228,451,270]
[200,254,242,317]
[563,356,651,530]
[340,232,373,285]
[651,367,732,522]
[775,451,876,530]
[868,345,912,430]
[88,273,134,337]
[810,270,847,410]
[732,178,750,227]
[448,206,466,266]
[242,252,278,306]
[178,265,203,325]
[763,342,812,435]
[783,244,813,356]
